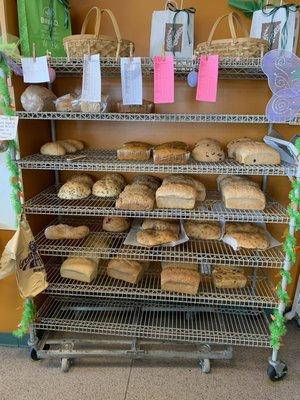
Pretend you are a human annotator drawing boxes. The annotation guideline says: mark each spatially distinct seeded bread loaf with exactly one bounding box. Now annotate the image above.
[141,219,180,234]
[137,229,179,247]
[102,217,131,232]
[161,266,201,295]
[156,183,197,209]
[68,173,94,188]
[132,175,161,191]
[58,181,91,199]
[224,222,269,250]
[92,179,123,198]
[153,141,190,164]
[116,185,155,210]
[227,137,253,158]
[212,266,247,289]
[162,175,206,202]
[45,224,90,240]
[184,221,221,240]
[234,141,281,165]
[161,262,198,271]
[117,141,152,161]
[192,139,225,162]
[60,257,98,283]
[107,259,149,284]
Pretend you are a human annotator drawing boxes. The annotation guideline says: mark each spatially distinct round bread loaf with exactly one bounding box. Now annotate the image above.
[227,137,252,158]
[102,217,131,232]
[192,139,225,162]
[102,173,126,189]
[65,139,84,150]
[21,85,57,112]
[40,142,66,156]
[56,140,77,154]
[58,181,91,199]
[92,179,122,197]
[68,173,94,188]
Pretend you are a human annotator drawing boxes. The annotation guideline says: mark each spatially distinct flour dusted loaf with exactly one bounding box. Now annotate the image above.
[212,266,247,289]
[192,139,225,162]
[68,173,94,188]
[161,263,201,295]
[162,175,206,202]
[153,141,190,164]
[234,141,281,165]
[156,183,197,209]
[107,259,149,284]
[102,217,131,232]
[58,181,91,199]
[219,175,266,210]
[184,221,221,240]
[137,229,179,247]
[116,184,155,210]
[21,85,57,112]
[92,179,123,198]
[117,141,152,161]
[60,257,98,283]
[224,222,269,250]
[132,175,161,191]
[141,219,180,234]
[45,224,90,240]
[227,137,252,158]
[40,142,66,156]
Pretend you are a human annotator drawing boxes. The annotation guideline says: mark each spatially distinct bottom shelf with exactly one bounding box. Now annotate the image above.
[35,297,271,348]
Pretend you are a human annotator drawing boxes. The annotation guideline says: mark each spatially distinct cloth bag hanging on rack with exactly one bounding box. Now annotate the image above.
[150,1,195,58]
[17,0,72,57]
[0,215,48,298]
[250,1,300,52]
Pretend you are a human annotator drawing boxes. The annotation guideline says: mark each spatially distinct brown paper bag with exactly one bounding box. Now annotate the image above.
[0,216,48,298]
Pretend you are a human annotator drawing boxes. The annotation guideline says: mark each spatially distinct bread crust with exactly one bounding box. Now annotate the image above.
[141,219,179,234]
[107,259,149,284]
[117,141,152,161]
[154,142,190,164]
[161,267,201,295]
[234,141,281,165]
[137,229,179,247]
[92,179,122,198]
[58,181,91,199]
[212,266,247,289]
[102,217,131,232]
[40,142,66,156]
[184,221,221,240]
[192,138,225,162]
[45,224,90,240]
[60,257,98,283]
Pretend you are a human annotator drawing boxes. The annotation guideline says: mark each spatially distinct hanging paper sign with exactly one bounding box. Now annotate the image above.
[121,57,143,105]
[81,54,101,103]
[21,56,50,83]
[196,55,219,103]
[153,55,174,104]
[0,116,19,140]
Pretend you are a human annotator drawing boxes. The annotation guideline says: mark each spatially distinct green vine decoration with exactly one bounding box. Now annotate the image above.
[270,138,300,350]
[13,298,36,338]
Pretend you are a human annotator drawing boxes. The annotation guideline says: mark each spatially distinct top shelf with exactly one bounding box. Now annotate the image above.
[45,57,266,80]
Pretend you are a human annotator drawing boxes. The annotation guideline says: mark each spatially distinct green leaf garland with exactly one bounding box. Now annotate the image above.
[13,298,36,339]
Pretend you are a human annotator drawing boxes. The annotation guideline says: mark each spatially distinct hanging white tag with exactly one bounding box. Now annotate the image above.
[81,54,101,102]
[21,56,50,83]
[121,57,143,105]
[0,116,19,140]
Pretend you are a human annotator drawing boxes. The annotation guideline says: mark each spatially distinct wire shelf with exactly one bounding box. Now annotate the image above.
[45,260,278,308]
[25,186,288,224]
[28,57,265,79]
[17,111,295,124]
[35,217,284,268]
[34,297,271,348]
[17,149,297,177]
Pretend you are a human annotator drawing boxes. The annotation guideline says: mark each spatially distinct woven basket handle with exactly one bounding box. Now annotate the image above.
[229,12,249,38]
[99,9,122,42]
[80,7,101,37]
[207,12,248,44]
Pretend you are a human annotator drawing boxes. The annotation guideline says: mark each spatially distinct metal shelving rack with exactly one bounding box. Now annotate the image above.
[19,57,298,378]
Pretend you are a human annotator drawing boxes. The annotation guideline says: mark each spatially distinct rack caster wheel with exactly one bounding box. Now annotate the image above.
[61,358,70,373]
[199,359,210,373]
[30,348,40,361]
[267,361,288,381]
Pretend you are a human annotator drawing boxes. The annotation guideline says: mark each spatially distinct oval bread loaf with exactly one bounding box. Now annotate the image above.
[192,138,225,162]
[137,229,179,247]
[65,139,84,150]
[56,140,77,154]
[40,142,66,156]
[92,179,123,197]
[21,85,57,112]
[102,217,131,232]
[68,173,94,188]
[45,224,90,240]
[184,221,221,240]
[58,181,91,199]
[141,219,179,234]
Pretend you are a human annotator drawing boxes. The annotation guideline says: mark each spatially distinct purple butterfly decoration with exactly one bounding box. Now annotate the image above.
[262,49,300,122]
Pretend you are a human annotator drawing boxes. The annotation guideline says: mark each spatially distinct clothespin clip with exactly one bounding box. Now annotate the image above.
[32,43,36,62]
[87,43,91,60]
[161,43,166,61]
[116,40,121,62]
[129,42,134,62]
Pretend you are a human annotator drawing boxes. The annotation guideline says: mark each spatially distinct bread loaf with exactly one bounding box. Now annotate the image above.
[162,175,206,202]
[92,179,123,198]
[116,185,155,210]
[212,266,247,289]
[161,266,201,295]
[102,173,126,189]
[217,175,257,191]
[107,259,149,284]
[80,101,103,113]
[224,222,269,250]
[65,139,84,151]
[221,181,266,210]
[55,94,80,112]
[102,217,131,232]
[234,141,281,165]
[117,141,152,161]
[156,183,197,209]
[184,221,221,240]
[132,175,161,191]
[153,142,190,164]
[40,142,66,156]
[56,140,77,154]
[60,257,98,283]
[21,85,57,112]
[227,138,252,158]
[137,229,179,247]
[44,224,90,240]
[192,139,225,162]
[141,219,179,234]
[161,262,198,271]
[68,173,94,188]
[58,181,91,199]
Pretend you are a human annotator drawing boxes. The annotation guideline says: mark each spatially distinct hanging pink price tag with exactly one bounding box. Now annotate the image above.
[196,55,219,102]
[153,56,174,104]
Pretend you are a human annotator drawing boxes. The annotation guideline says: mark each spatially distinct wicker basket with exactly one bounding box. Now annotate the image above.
[117,100,155,114]
[195,12,269,58]
[63,7,134,59]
